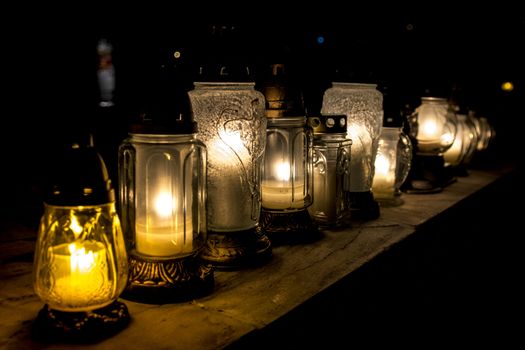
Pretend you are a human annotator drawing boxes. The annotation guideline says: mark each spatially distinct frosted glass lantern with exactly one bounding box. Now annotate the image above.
[33,142,129,342]
[189,79,271,268]
[372,127,412,206]
[119,115,212,302]
[307,114,352,228]
[257,64,317,242]
[321,82,383,220]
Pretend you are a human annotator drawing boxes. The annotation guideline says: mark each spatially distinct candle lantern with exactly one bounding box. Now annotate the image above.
[372,126,412,206]
[443,113,478,175]
[118,94,213,302]
[307,114,352,228]
[188,65,271,268]
[257,64,317,243]
[321,82,383,220]
[403,97,457,193]
[32,141,129,342]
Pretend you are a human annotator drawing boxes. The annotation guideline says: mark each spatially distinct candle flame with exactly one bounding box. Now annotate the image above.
[375,154,390,176]
[276,162,290,181]
[68,243,95,273]
[422,120,438,137]
[155,192,173,218]
[70,215,83,237]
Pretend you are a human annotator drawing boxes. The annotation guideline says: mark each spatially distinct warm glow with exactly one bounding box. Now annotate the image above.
[68,243,96,273]
[154,192,173,218]
[375,154,390,176]
[70,215,83,236]
[276,162,291,181]
[501,81,514,91]
[421,120,438,138]
[173,51,181,59]
[209,130,249,166]
[441,132,455,146]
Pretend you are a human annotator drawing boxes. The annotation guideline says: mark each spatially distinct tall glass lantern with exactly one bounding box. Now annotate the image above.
[188,65,271,268]
[33,139,129,342]
[322,82,383,220]
[403,96,457,193]
[257,64,317,243]
[119,92,213,302]
[307,114,352,228]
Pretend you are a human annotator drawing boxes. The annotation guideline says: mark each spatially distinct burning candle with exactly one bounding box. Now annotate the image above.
[49,241,110,311]
[261,161,306,210]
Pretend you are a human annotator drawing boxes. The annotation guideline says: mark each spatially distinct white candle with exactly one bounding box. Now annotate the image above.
[135,191,193,257]
[262,161,306,210]
[50,241,111,311]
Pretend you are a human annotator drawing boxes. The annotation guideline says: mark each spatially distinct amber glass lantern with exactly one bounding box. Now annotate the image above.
[443,113,478,175]
[32,141,129,342]
[403,96,457,193]
[118,92,212,302]
[188,65,271,268]
[257,64,317,243]
[307,114,352,228]
[321,82,383,220]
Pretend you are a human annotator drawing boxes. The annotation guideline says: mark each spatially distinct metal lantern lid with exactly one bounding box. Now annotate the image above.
[257,63,305,118]
[307,114,347,134]
[45,142,115,206]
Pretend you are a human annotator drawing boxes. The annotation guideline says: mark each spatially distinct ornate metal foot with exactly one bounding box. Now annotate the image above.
[260,209,321,245]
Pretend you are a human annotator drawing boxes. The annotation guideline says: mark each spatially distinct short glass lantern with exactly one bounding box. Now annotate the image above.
[188,66,271,268]
[443,113,478,175]
[33,140,129,342]
[403,96,458,193]
[372,127,412,206]
[307,114,352,228]
[321,82,383,220]
[118,99,213,302]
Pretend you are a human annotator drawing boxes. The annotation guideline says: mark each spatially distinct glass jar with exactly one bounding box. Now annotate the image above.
[372,127,412,205]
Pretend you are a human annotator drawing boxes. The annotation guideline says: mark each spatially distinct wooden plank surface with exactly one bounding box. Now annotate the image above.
[0,168,508,350]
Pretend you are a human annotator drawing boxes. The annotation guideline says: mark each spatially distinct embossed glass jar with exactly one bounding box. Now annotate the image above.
[188,81,271,267]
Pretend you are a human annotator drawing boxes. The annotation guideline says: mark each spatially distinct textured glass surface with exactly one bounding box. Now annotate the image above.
[189,83,266,232]
[372,127,412,200]
[33,204,128,312]
[308,135,352,227]
[409,97,457,155]
[262,117,313,211]
[119,134,207,257]
[443,114,478,167]
[321,83,383,192]
[469,111,494,152]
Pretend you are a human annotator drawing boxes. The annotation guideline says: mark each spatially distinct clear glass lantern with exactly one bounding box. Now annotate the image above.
[321,82,383,220]
[33,141,129,341]
[188,77,271,268]
[307,114,352,228]
[119,114,212,302]
[372,127,412,206]
[443,113,478,170]
[257,64,317,242]
[403,96,458,193]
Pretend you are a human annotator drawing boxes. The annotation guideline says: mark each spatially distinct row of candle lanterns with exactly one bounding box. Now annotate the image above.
[31,61,494,342]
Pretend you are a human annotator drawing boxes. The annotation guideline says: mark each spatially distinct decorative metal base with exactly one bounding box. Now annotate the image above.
[32,301,130,343]
[121,252,214,304]
[201,227,272,269]
[348,191,380,220]
[260,209,321,245]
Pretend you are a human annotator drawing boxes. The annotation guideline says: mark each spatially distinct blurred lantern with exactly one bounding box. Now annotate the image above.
[443,113,478,176]
[257,64,317,243]
[188,61,271,268]
[307,114,352,228]
[403,97,458,193]
[321,82,383,220]
[33,139,129,342]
